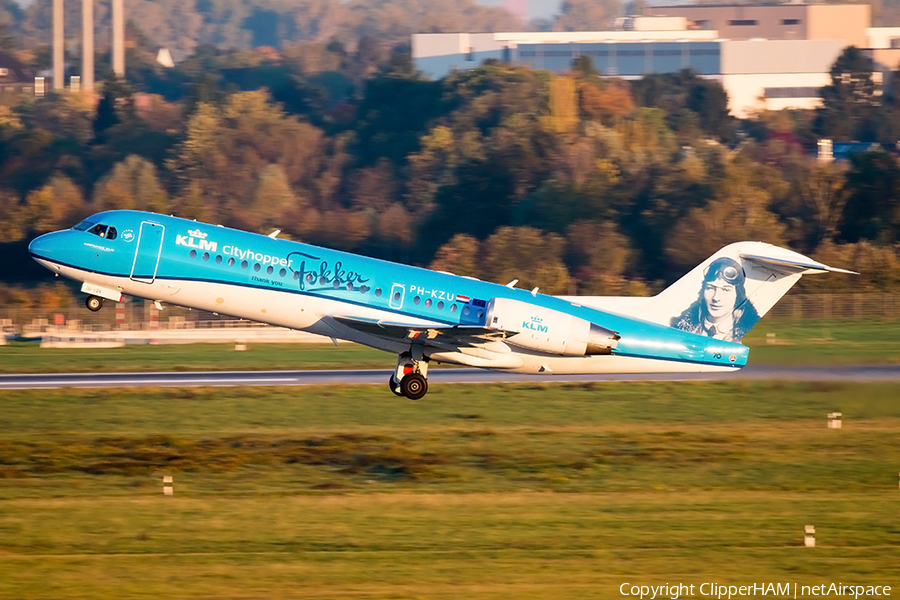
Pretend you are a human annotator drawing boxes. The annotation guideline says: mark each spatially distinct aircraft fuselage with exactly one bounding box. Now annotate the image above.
[29,210,748,382]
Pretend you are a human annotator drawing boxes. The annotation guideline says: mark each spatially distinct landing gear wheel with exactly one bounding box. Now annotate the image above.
[388,375,404,397]
[85,295,103,312]
[400,372,428,400]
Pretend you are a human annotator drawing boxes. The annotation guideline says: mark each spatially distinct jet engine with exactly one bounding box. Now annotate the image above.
[484,297,619,356]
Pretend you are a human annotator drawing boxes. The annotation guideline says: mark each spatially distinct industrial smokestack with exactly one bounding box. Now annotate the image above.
[112,0,124,78]
[82,0,94,92]
[53,0,63,91]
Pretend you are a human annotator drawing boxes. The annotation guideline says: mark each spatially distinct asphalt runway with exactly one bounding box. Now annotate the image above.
[1,364,899,389]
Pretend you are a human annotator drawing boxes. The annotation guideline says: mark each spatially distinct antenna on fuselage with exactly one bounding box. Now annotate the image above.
[268,230,281,239]
[506,279,518,288]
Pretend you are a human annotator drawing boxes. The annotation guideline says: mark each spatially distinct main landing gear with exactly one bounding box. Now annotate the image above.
[85,295,104,312]
[389,352,429,400]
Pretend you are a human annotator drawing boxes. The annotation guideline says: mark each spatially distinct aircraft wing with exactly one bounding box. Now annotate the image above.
[332,315,511,347]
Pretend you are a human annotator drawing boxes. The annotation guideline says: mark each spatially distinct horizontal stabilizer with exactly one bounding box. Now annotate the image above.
[739,253,858,275]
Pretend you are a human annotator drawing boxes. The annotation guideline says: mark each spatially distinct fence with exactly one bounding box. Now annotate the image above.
[1,293,898,338]
[763,293,899,320]
[0,300,263,337]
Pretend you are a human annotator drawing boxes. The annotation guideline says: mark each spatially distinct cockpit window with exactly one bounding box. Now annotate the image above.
[75,219,117,240]
[73,219,98,231]
[88,224,109,238]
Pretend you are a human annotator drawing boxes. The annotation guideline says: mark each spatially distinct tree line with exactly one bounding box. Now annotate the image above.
[2,39,900,311]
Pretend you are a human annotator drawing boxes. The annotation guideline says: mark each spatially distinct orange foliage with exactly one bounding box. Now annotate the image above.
[579,81,634,124]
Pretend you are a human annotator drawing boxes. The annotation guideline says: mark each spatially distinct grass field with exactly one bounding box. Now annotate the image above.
[3,318,900,374]
[1,381,898,598]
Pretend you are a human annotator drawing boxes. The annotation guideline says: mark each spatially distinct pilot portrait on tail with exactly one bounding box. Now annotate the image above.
[671,257,760,343]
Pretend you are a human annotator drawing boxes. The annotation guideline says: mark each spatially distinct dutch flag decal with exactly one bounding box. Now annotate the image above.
[456,295,470,303]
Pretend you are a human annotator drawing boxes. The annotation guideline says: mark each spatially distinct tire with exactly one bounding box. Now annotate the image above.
[85,296,103,312]
[388,375,404,397]
[400,372,428,400]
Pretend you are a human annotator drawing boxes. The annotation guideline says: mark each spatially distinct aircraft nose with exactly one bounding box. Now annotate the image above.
[29,231,67,264]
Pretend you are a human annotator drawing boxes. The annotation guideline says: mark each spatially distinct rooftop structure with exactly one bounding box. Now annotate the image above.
[413,27,720,81]
[412,3,900,118]
[0,51,36,95]
[643,3,870,47]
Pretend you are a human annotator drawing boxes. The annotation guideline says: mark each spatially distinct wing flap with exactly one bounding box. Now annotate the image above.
[332,315,510,346]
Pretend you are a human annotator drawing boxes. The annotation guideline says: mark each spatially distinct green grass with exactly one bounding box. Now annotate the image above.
[1,382,899,598]
[744,318,900,365]
[0,342,392,373]
[3,318,900,374]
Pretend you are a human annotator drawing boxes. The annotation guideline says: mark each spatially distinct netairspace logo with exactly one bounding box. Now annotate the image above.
[619,582,891,600]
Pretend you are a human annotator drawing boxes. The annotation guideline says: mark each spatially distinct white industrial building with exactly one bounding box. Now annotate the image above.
[412,6,900,118]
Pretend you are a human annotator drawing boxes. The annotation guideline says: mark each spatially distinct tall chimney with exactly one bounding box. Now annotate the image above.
[53,0,64,91]
[81,0,94,92]
[112,0,124,78]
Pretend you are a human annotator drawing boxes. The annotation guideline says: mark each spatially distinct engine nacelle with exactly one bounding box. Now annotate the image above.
[484,297,619,356]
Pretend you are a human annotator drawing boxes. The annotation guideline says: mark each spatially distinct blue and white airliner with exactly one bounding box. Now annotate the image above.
[28,210,852,398]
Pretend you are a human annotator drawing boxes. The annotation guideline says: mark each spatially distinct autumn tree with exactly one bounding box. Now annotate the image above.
[815,46,880,142]
[429,233,481,278]
[631,70,734,140]
[93,155,168,213]
[167,90,324,232]
[579,79,635,126]
[244,164,300,233]
[25,174,87,233]
[94,74,137,143]
[565,220,644,295]
[0,191,26,243]
[795,161,850,251]
[840,149,900,243]
[543,75,578,135]
[482,226,571,295]
[803,241,900,292]
[554,0,622,31]
[665,159,787,270]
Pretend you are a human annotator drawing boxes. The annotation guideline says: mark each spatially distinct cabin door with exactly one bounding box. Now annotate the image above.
[130,221,165,284]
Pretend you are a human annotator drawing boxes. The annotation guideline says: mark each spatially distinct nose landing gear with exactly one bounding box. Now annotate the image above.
[85,295,104,312]
[389,352,429,399]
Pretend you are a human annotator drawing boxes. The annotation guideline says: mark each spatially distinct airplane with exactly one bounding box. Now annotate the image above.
[28,210,854,399]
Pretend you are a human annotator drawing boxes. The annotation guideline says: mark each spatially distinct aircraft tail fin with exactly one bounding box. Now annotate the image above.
[638,242,855,342]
